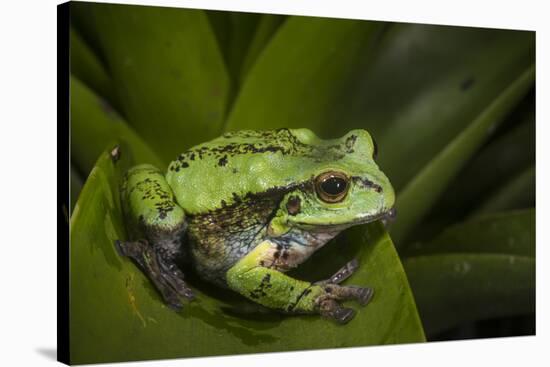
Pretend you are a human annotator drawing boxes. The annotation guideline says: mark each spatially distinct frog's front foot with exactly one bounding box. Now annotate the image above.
[115,240,194,310]
[314,259,374,324]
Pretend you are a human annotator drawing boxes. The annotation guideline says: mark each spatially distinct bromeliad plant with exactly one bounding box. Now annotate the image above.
[69,2,535,364]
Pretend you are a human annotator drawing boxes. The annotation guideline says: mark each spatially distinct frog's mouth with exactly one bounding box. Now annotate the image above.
[293,207,397,231]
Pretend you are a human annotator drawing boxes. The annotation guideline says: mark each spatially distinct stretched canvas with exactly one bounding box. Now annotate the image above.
[58,1,536,364]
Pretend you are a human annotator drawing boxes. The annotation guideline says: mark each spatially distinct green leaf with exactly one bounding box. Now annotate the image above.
[406,209,535,258]
[69,145,424,364]
[403,253,535,335]
[457,100,535,204]
[70,26,115,103]
[412,104,535,242]
[70,164,83,213]
[403,208,535,335]
[225,16,384,134]
[389,65,535,245]
[70,2,105,60]
[472,165,535,216]
[206,10,261,85]
[71,75,164,174]
[240,14,287,82]
[205,10,232,71]
[205,10,262,107]
[89,3,231,162]
[226,12,261,83]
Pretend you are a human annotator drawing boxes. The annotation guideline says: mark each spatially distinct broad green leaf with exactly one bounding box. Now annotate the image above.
[389,65,535,245]
[403,253,535,335]
[227,12,261,84]
[205,11,261,106]
[69,145,424,364]
[71,75,164,174]
[452,103,535,208]
[70,26,114,103]
[406,209,535,258]
[89,3,230,162]
[472,165,535,216]
[206,10,261,86]
[403,208,535,335]
[240,14,287,82]
[412,104,535,242]
[206,10,232,71]
[70,1,105,60]
[225,16,383,134]
[70,164,83,213]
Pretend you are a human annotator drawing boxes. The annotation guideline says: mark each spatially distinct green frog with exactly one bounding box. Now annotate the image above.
[116,128,395,324]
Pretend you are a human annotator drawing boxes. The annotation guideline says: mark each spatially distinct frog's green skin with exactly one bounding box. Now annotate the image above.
[116,128,395,323]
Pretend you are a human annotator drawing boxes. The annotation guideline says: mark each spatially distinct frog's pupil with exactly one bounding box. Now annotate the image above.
[321,177,347,196]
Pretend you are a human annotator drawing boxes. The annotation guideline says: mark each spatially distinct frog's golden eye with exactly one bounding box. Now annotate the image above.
[315,171,350,203]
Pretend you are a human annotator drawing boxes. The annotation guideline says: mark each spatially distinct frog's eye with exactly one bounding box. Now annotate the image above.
[315,171,350,203]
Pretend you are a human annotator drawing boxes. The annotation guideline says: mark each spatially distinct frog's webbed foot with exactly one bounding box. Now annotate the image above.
[115,240,194,310]
[313,259,374,324]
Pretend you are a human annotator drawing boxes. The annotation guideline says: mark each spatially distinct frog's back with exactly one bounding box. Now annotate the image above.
[165,128,374,215]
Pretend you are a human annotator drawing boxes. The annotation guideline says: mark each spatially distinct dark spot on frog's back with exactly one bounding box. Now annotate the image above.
[218,155,228,166]
[345,134,357,152]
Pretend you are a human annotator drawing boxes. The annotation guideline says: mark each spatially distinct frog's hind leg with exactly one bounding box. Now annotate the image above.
[226,241,373,324]
[117,164,194,310]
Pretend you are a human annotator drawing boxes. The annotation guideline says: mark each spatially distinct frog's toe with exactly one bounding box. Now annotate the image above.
[160,272,195,301]
[163,292,184,311]
[355,286,374,306]
[115,239,141,258]
[315,258,359,286]
[317,297,356,324]
[169,279,195,301]
[333,307,356,324]
[321,284,374,307]
[114,240,124,256]
[157,257,195,301]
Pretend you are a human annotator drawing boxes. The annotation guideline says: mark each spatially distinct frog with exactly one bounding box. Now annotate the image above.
[115,128,395,324]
